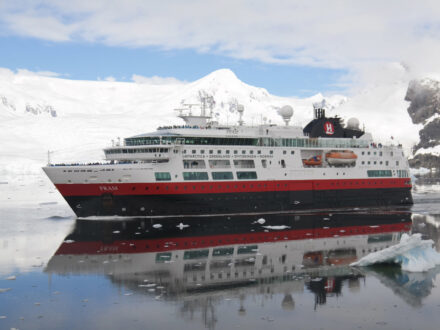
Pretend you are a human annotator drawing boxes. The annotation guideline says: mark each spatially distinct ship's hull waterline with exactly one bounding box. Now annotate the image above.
[56,179,413,218]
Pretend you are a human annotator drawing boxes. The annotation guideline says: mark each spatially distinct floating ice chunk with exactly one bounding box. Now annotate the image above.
[177,223,189,230]
[351,233,440,272]
[124,293,133,296]
[153,224,162,229]
[262,225,290,230]
[0,316,6,319]
[5,276,16,280]
[0,288,11,293]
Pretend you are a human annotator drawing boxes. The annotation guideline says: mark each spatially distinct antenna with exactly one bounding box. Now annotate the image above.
[237,104,245,126]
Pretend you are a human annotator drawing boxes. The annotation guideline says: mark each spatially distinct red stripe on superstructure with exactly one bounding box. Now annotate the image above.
[55,222,411,255]
[55,178,412,197]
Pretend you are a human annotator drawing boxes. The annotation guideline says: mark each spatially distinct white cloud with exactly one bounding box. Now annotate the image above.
[131,74,186,85]
[1,1,440,79]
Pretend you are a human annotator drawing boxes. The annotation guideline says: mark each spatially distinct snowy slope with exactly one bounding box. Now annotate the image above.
[0,68,417,185]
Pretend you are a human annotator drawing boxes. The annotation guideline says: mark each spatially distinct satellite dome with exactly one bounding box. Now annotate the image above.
[278,105,294,126]
[347,117,360,130]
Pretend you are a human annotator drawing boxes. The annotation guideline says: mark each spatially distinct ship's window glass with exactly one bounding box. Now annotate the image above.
[361,161,365,165]
[226,150,230,154]
[184,262,206,272]
[242,150,246,154]
[386,161,389,166]
[391,152,394,156]
[396,161,399,166]
[201,150,205,154]
[209,159,230,168]
[281,159,286,168]
[183,150,187,154]
[367,151,370,155]
[379,152,383,156]
[192,150,196,154]
[367,161,370,165]
[212,172,233,180]
[183,160,206,169]
[183,172,209,180]
[217,150,221,154]
[261,159,267,168]
[283,150,286,154]
[374,152,377,155]
[367,170,392,177]
[258,150,261,154]
[234,150,238,154]
[154,172,171,181]
[238,245,257,254]
[213,247,234,257]
[362,151,365,155]
[270,150,273,154]
[250,150,254,154]
[209,150,213,154]
[237,171,257,179]
[374,161,377,165]
[291,151,294,155]
[155,252,172,263]
[234,159,255,168]
[184,249,209,259]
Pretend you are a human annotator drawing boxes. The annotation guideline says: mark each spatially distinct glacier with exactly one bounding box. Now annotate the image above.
[351,233,440,272]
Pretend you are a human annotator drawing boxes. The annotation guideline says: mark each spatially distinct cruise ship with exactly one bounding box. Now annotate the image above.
[43,100,413,217]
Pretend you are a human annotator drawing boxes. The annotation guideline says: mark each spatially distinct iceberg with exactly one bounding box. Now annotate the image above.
[351,234,440,272]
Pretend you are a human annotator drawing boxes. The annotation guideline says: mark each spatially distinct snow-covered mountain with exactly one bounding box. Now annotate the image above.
[0,67,419,183]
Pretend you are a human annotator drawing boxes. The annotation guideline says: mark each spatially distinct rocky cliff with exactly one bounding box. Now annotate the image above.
[405,79,440,171]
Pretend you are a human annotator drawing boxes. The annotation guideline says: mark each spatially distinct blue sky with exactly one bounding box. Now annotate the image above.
[0,36,346,97]
[1,1,440,97]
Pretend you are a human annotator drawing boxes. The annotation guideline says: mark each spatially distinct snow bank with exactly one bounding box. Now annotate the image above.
[351,233,440,272]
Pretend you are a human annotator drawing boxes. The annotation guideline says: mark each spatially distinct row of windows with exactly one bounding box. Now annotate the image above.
[105,148,169,155]
[156,171,258,181]
[367,170,392,177]
[125,135,369,148]
[397,170,409,178]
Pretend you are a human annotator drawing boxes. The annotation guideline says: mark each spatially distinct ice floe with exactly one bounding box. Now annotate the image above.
[351,233,440,272]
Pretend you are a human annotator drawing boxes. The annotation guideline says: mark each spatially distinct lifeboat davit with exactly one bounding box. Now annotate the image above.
[325,150,357,166]
[303,155,322,166]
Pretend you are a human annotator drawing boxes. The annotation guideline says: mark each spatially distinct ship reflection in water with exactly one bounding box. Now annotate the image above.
[45,211,417,316]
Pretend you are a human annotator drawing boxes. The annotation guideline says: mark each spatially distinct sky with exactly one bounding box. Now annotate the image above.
[1,1,440,97]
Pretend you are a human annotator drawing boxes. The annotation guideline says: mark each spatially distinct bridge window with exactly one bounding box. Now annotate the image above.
[212,172,234,180]
[183,172,209,180]
[367,170,392,177]
[184,249,209,259]
[154,172,171,181]
[237,171,257,180]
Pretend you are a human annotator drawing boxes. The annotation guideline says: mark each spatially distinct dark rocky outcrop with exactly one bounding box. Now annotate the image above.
[405,79,440,171]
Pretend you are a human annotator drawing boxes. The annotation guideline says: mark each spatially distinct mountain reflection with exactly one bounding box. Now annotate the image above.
[46,211,412,322]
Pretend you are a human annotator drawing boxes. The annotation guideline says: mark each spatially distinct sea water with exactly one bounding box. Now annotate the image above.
[1,182,440,330]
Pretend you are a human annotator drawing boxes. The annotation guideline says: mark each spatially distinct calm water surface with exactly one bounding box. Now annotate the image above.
[1,191,440,330]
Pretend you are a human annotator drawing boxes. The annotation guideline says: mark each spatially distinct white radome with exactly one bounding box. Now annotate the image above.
[278,105,294,125]
[347,117,360,130]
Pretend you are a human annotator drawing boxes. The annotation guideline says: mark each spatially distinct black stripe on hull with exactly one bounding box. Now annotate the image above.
[65,188,413,217]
